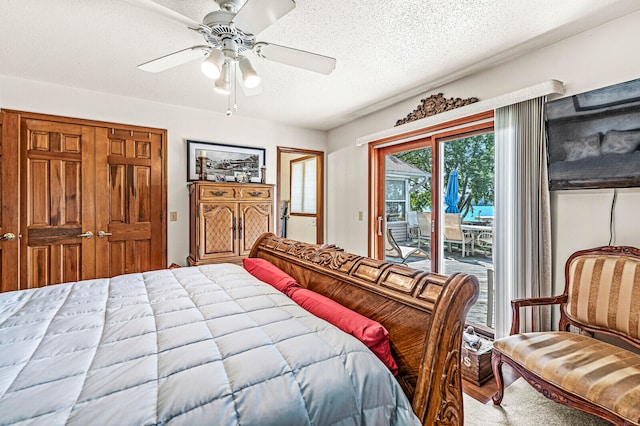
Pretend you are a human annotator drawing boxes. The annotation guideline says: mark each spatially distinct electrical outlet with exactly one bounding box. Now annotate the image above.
[358,211,363,221]
[169,211,177,221]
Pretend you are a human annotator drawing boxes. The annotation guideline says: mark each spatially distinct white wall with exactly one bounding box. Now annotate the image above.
[0,75,326,266]
[326,10,640,294]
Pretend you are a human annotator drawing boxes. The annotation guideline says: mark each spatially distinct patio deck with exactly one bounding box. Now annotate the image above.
[386,241,494,329]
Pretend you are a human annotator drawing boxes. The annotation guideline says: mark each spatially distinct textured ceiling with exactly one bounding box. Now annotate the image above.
[1,0,639,130]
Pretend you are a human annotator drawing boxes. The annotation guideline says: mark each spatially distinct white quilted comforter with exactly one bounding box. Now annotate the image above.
[0,264,419,425]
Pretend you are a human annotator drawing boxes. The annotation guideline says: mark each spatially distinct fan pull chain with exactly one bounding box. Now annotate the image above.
[233,62,238,112]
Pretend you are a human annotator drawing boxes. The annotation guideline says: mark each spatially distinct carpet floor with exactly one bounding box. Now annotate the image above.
[463,378,612,425]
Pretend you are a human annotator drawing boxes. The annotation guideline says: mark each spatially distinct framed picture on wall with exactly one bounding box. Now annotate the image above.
[187,140,265,182]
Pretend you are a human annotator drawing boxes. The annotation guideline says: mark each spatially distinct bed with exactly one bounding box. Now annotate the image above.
[0,234,478,425]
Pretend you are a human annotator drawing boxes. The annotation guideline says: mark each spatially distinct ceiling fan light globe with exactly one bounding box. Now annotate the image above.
[244,74,261,89]
[239,57,260,89]
[201,61,221,79]
[214,81,231,95]
[201,50,225,79]
[214,62,231,95]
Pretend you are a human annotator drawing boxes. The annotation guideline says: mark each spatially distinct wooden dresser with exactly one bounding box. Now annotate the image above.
[188,182,274,266]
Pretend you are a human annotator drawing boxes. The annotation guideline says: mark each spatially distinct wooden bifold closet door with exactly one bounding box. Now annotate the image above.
[95,128,164,277]
[21,119,96,286]
[0,110,167,292]
[0,113,19,291]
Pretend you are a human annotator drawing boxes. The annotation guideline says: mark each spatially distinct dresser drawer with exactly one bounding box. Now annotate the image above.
[237,186,272,200]
[199,186,236,200]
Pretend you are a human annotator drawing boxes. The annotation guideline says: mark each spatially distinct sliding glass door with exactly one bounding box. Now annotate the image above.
[371,113,495,331]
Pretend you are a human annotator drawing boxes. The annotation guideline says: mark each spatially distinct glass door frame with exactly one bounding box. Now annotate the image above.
[369,111,494,270]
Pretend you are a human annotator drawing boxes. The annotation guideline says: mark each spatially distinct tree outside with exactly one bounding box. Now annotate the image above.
[394,133,494,219]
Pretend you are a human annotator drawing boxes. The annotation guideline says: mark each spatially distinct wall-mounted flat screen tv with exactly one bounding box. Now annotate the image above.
[545,77,640,190]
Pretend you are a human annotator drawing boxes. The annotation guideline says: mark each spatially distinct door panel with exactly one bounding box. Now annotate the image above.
[29,160,50,225]
[96,128,164,277]
[29,247,50,286]
[20,119,95,289]
[109,163,126,223]
[133,166,151,222]
[134,240,151,272]
[108,241,127,276]
[63,161,81,224]
[0,113,19,292]
[239,203,272,256]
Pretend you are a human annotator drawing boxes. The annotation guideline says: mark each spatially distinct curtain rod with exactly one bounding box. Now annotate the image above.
[355,80,565,147]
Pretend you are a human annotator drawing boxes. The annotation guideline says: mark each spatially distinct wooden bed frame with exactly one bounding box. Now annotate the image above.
[249,233,479,425]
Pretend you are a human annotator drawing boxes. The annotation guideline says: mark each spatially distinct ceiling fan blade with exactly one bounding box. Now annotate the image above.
[138,46,210,73]
[253,42,336,75]
[121,0,201,28]
[232,0,295,36]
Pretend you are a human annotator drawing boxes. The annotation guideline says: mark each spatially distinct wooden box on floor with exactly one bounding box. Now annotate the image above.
[461,340,494,386]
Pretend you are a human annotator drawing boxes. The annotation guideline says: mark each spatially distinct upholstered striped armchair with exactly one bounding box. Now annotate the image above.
[492,246,640,426]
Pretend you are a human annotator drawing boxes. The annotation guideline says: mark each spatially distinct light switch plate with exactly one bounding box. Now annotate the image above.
[169,211,177,221]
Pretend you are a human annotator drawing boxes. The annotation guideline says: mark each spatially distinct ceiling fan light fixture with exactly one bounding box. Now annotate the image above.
[214,62,231,95]
[201,49,225,79]
[238,57,261,89]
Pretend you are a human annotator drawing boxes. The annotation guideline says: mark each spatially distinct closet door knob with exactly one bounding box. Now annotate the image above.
[76,231,94,239]
[0,233,15,241]
[97,231,113,238]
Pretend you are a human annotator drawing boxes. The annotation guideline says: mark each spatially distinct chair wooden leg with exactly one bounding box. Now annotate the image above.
[491,351,505,405]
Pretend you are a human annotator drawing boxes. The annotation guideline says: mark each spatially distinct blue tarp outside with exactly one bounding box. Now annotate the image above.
[444,170,460,213]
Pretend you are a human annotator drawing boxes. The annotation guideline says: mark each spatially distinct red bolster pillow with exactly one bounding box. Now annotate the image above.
[289,287,398,375]
[242,258,300,296]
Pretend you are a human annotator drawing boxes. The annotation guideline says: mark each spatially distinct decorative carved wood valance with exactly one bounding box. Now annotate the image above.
[395,93,479,126]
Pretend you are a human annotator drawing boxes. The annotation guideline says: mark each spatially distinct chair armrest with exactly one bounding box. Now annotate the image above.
[509,295,568,335]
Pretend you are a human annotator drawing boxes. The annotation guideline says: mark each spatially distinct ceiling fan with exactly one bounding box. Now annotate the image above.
[125,0,336,114]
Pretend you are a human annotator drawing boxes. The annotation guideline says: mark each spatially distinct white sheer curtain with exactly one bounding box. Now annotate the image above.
[494,97,552,338]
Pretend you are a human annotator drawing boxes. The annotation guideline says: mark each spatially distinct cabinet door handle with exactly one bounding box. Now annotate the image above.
[97,231,113,238]
[232,218,237,240]
[76,231,94,239]
[212,191,227,196]
[239,218,243,238]
[0,232,15,241]
[247,191,262,197]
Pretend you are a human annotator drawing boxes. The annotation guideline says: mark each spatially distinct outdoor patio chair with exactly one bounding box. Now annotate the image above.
[406,211,419,240]
[417,211,431,249]
[443,213,474,257]
[477,229,493,251]
[385,228,428,264]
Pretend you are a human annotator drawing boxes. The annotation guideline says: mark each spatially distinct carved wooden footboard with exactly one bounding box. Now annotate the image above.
[249,233,479,425]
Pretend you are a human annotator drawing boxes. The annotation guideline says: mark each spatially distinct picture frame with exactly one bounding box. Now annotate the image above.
[187,140,265,182]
